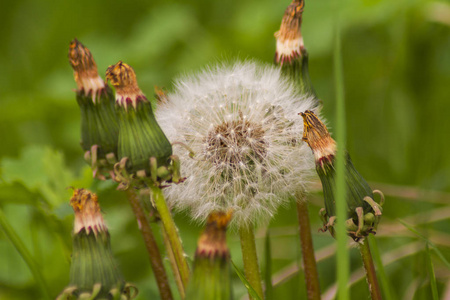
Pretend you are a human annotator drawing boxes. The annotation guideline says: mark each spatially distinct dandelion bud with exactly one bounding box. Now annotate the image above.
[68,39,119,179]
[300,110,384,241]
[105,62,173,185]
[274,0,316,98]
[57,189,137,300]
[274,0,304,65]
[157,62,316,228]
[186,211,233,300]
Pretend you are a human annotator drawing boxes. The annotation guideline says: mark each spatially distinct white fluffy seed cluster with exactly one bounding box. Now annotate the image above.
[157,62,318,228]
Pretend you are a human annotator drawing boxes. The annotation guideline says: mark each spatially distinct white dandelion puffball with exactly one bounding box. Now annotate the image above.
[157,62,318,228]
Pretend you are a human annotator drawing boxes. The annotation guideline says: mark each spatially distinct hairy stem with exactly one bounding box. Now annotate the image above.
[296,199,321,300]
[239,224,264,299]
[359,237,382,300]
[125,189,173,300]
[150,185,190,289]
[161,224,185,299]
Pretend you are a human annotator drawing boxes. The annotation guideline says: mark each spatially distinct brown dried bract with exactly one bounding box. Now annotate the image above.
[68,39,100,89]
[105,61,141,95]
[299,110,336,161]
[70,188,106,235]
[276,0,304,42]
[196,211,232,260]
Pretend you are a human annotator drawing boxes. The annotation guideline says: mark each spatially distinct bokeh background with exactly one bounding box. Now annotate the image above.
[0,0,449,299]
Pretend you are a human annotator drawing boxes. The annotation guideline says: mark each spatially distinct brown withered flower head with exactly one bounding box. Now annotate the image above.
[274,0,305,65]
[300,110,384,241]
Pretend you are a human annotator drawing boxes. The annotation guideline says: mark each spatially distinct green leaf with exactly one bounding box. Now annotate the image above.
[1,146,74,208]
[231,260,262,300]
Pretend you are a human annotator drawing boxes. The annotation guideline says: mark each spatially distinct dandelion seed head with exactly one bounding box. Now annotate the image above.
[157,62,319,228]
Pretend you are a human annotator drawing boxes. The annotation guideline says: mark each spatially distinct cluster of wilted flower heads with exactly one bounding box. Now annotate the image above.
[157,62,318,228]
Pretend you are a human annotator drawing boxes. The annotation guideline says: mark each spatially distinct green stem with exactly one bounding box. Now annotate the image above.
[296,199,321,300]
[359,238,382,300]
[125,189,173,300]
[239,224,264,299]
[150,185,190,289]
[333,1,349,299]
[368,234,392,300]
[0,208,51,300]
[161,224,186,299]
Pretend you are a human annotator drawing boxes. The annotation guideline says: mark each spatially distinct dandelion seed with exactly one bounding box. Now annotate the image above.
[157,62,317,228]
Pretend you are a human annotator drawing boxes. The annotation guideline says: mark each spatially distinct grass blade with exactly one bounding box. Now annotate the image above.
[0,207,51,299]
[398,219,450,269]
[425,243,439,300]
[367,235,393,300]
[231,260,262,300]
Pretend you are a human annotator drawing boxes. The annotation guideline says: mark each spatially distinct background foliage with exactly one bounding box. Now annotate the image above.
[0,0,449,299]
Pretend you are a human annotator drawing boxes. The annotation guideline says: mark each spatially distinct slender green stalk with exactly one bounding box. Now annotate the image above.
[0,208,51,300]
[239,224,264,300]
[296,199,321,300]
[161,224,186,299]
[333,2,349,299]
[150,185,190,289]
[368,234,392,300]
[426,243,439,300]
[359,238,382,300]
[125,189,173,300]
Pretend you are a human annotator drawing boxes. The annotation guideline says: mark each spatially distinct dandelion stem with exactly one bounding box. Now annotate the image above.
[359,237,382,300]
[239,224,264,299]
[296,199,321,300]
[161,224,186,299]
[125,189,173,300]
[0,208,51,300]
[150,185,190,290]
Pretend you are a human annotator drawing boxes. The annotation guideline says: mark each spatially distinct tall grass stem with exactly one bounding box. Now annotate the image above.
[333,1,349,299]
[368,234,393,300]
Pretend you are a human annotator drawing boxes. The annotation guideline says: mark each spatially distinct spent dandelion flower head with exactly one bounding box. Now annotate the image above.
[157,61,318,228]
[68,39,106,101]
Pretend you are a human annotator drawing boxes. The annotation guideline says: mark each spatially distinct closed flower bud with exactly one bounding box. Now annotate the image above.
[300,110,384,241]
[57,189,137,300]
[186,211,233,300]
[274,0,316,98]
[68,39,119,180]
[105,62,176,188]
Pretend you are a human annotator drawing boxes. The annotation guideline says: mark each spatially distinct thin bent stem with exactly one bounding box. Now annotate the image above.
[161,224,185,299]
[296,199,321,300]
[0,208,51,300]
[368,234,393,300]
[150,185,190,290]
[359,237,382,300]
[125,189,173,300]
[239,224,264,299]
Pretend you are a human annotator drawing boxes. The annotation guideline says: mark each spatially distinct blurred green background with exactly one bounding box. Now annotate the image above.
[0,0,449,299]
